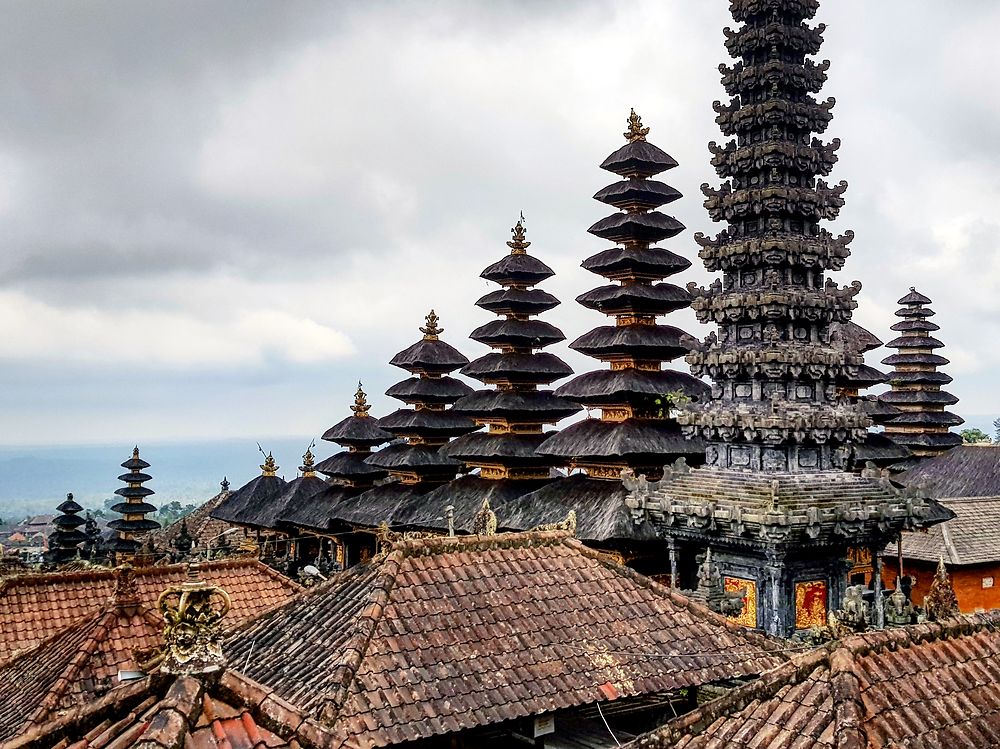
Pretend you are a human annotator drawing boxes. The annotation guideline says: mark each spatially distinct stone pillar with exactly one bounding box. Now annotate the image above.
[668,538,678,589]
[871,544,884,628]
[765,548,788,637]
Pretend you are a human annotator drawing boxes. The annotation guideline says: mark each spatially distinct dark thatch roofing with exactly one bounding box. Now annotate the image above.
[376,408,478,437]
[593,178,682,211]
[899,445,1000,498]
[395,474,550,531]
[499,474,661,543]
[210,474,288,526]
[480,252,554,286]
[261,475,328,529]
[329,481,432,528]
[277,483,359,531]
[364,442,463,471]
[556,368,710,405]
[451,389,581,421]
[321,413,392,447]
[576,282,692,316]
[441,431,553,465]
[588,212,686,246]
[475,287,560,316]
[461,351,574,385]
[581,245,691,280]
[227,529,784,749]
[600,139,679,178]
[383,375,472,405]
[469,318,566,348]
[852,432,912,465]
[570,324,699,360]
[538,417,703,462]
[313,450,387,481]
[389,338,468,374]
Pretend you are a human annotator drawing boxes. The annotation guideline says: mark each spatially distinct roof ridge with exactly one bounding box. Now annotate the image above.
[317,547,407,724]
[392,528,573,557]
[828,645,867,749]
[939,522,960,565]
[841,612,1000,656]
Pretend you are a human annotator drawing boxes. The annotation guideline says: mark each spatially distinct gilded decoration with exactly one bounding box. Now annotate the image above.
[724,577,757,628]
[795,580,828,630]
[351,382,372,417]
[420,309,443,340]
[624,108,650,143]
[507,214,530,254]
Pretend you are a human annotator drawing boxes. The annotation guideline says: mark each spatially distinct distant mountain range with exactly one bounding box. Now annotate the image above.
[0,438,321,521]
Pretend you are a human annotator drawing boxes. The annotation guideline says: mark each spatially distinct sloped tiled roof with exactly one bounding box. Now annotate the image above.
[900,445,1000,498]
[4,668,331,749]
[627,613,1000,749]
[896,497,1000,565]
[227,529,787,749]
[0,559,300,661]
[0,599,165,742]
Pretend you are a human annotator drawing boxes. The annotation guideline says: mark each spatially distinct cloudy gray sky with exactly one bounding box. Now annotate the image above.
[1,0,998,447]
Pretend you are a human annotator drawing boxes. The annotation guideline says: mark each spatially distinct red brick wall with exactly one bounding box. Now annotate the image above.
[883,560,1000,613]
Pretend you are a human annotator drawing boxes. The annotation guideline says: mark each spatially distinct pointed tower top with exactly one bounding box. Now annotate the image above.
[924,555,960,621]
[420,309,443,340]
[260,452,278,477]
[221,476,230,492]
[300,444,316,477]
[624,108,650,143]
[351,381,372,417]
[506,214,531,254]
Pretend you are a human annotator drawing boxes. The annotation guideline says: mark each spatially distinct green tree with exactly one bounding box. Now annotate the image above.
[960,428,992,444]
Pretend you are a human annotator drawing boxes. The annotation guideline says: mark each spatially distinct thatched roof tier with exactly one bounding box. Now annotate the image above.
[320,414,391,447]
[460,351,573,385]
[377,408,478,438]
[882,352,950,367]
[480,252,554,286]
[570,324,699,361]
[264,474,328,529]
[836,363,887,388]
[474,287,560,316]
[581,246,691,282]
[395,475,552,531]
[538,417,703,465]
[451,390,581,423]
[587,211,685,246]
[364,443,462,472]
[277,484,357,531]
[389,338,469,375]
[879,389,959,406]
[383,375,472,406]
[555,368,709,406]
[109,500,156,515]
[886,370,954,386]
[210,473,287,526]
[899,445,1000,499]
[891,318,940,333]
[313,451,387,482]
[329,482,430,529]
[884,334,945,350]
[576,282,691,317]
[469,318,565,349]
[593,178,681,212]
[888,412,965,427]
[441,432,553,465]
[856,395,902,425]
[853,432,912,466]
[600,139,678,178]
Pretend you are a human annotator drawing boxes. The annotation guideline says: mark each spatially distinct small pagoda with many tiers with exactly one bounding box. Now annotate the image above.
[497,111,708,563]
[108,447,160,564]
[878,288,963,461]
[623,0,953,635]
[407,218,581,529]
[46,493,87,563]
[331,312,480,530]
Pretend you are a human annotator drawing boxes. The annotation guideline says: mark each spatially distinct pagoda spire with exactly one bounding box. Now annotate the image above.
[46,492,86,564]
[878,288,963,459]
[313,382,392,490]
[353,312,479,525]
[422,216,579,517]
[537,109,709,479]
[107,447,160,565]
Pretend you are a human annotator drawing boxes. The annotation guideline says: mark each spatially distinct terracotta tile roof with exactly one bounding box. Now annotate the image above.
[0,558,301,662]
[227,529,788,748]
[3,668,336,749]
[900,445,1000,498]
[895,497,1000,566]
[627,613,1000,749]
[0,601,165,742]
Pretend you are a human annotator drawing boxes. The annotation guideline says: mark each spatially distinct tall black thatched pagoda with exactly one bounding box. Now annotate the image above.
[624,0,952,635]
[108,447,160,564]
[497,112,708,564]
[46,492,86,563]
[335,312,479,529]
[414,219,581,529]
[878,288,963,461]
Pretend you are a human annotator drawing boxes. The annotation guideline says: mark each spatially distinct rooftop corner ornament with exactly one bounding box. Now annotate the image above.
[158,564,231,675]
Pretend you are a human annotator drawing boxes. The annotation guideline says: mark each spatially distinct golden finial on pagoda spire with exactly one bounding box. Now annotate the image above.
[300,442,316,477]
[624,108,650,143]
[507,212,530,254]
[420,309,443,340]
[132,446,140,460]
[259,448,278,477]
[351,380,372,417]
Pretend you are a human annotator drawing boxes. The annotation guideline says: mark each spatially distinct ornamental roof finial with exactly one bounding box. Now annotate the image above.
[923,555,960,621]
[624,108,650,143]
[351,381,372,417]
[300,442,316,477]
[420,309,443,340]
[157,563,231,674]
[507,212,531,254]
[260,452,278,477]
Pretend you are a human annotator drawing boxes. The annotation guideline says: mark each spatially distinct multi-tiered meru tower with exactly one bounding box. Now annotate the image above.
[878,289,963,461]
[47,493,87,564]
[108,447,161,564]
[421,219,579,528]
[498,112,708,561]
[625,0,952,636]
